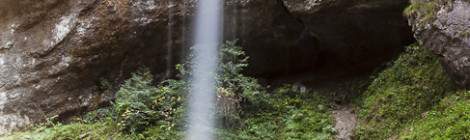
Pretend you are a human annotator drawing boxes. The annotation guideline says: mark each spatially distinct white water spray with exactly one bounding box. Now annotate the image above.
[186,0,223,140]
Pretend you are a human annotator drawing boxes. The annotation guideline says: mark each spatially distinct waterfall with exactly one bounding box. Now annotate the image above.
[165,1,175,78]
[186,0,223,140]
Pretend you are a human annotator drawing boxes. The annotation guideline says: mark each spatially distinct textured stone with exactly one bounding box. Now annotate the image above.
[408,0,470,87]
[0,0,190,134]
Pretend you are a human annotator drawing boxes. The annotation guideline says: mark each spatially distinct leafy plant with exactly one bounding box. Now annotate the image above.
[108,67,186,134]
[114,69,160,133]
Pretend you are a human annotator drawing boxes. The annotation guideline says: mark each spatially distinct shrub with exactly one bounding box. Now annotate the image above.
[114,69,187,133]
[114,69,160,133]
[216,41,268,127]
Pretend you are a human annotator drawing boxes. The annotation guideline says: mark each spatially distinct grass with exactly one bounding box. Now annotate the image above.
[399,90,470,140]
[355,44,469,139]
[219,85,335,140]
[3,121,136,140]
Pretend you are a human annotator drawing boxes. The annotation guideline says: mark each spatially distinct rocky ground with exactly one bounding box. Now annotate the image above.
[333,105,356,140]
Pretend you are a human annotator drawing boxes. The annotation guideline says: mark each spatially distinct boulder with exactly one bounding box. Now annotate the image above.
[408,0,470,87]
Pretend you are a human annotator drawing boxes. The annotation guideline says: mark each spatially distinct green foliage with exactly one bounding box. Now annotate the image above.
[114,69,186,133]
[82,107,116,123]
[218,41,264,100]
[219,85,335,140]
[355,44,456,139]
[3,121,140,140]
[404,1,438,23]
[114,69,159,133]
[282,109,333,140]
[215,41,266,128]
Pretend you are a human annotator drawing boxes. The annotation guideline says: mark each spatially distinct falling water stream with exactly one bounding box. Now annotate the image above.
[165,1,175,78]
[186,0,223,140]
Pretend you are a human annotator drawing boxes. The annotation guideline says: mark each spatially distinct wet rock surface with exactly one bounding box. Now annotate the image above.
[408,0,470,88]
[0,0,413,133]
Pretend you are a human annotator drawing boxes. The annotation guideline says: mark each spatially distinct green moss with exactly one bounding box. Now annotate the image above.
[459,30,470,39]
[404,1,439,24]
[355,44,456,139]
[399,91,470,140]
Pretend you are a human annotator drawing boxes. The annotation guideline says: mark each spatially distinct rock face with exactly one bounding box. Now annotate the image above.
[0,0,413,133]
[0,0,192,134]
[408,0,470,87]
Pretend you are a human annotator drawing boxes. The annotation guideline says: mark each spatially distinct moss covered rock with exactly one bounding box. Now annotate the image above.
[400,90,470,139]
[355,44,457,139]
[407,0,470,88]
